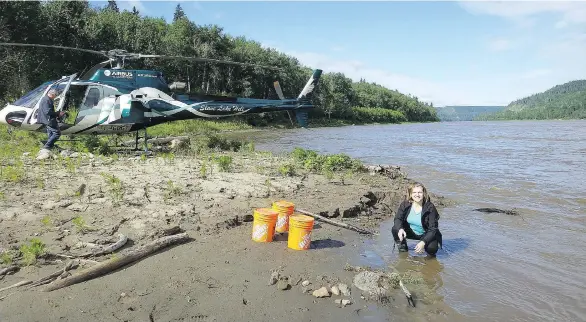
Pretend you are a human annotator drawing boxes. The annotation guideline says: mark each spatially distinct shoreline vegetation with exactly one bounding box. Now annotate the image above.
[0,0,439,129]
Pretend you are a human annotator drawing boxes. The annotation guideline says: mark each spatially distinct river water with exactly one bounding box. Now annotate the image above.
[242,120,586,322]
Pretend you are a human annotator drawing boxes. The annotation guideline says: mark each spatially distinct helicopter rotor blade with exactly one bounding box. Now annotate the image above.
[136,54,283,71]
[0,42,109,57]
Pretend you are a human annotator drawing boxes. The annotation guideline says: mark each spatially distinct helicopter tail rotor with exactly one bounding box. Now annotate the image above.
[294,69,323,128]
[297,69,322,102]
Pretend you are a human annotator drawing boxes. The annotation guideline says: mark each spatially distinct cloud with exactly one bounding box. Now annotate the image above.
[330,45,344,52]
[487,38,511,52]
[278,46,585,107]
[281,49,480,106]
[519,69,552,79]
[117,0,148,15]
[459,1,586,28]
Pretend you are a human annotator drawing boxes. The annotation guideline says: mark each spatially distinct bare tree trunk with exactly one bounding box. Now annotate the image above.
[43,233,190,292]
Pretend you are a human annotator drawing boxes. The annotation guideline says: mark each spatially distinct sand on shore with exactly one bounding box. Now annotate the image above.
[0,147,458,321]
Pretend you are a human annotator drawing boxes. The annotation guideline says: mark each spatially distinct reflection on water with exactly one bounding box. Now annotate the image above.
[244,120,586,322]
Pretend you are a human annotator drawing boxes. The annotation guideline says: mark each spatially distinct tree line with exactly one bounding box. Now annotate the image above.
[0,0,439,126]
[475,80,586,121]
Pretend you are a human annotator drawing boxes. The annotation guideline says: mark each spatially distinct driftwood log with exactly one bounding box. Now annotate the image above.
[0,266,18,279]
[474,207,520,216]
[296,209,373,235]
[79,234,128,258]
[43,232,189,292]
[121,136,190,147]
[30,260,80,287]
[0,280,31,293]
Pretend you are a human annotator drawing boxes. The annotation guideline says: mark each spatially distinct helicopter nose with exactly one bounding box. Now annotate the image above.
[0,105,27,127]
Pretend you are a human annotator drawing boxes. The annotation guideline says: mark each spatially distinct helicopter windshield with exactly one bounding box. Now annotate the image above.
[12,81,52,108]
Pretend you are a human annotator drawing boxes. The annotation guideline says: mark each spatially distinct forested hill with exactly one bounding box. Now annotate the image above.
[435,106,505,121]
[475,80,586,120]
[0,1,439,126]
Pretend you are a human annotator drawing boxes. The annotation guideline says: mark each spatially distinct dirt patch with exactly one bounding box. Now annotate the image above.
[0,148,457,321]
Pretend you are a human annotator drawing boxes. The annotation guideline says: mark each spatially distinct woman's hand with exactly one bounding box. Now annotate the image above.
[398,229,406,241]
[415,241,425,253]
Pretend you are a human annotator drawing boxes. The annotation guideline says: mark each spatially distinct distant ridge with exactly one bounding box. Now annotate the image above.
[435,105,505,121]
[474,79,586,120]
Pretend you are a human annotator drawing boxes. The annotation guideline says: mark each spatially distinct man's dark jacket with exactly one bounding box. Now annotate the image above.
[394,199,442,246]
[37,95,58,128]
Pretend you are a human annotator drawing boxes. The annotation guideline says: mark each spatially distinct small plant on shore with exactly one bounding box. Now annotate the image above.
[36,177,45,189]
[265,178,273,196]
[72,215,94,233]
[41,215,52,227]
[278,163,296,177]
[19,238,45,266]
[1,250,14,265]
[323,167,334,180]
[163,180,183,202]
[215,155,233,172]
[100,172,124,206]
[65,157,78,174]
[200,159,208,178]
[0,191,6,201]
[1,162,25,183]
[143,183,151,202]
[159,152,176,165]
[242,141,255,153]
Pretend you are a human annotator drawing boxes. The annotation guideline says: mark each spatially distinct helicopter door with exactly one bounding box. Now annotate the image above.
[77,85,104,119]
[54,73,77,112]
[27,73,77,125]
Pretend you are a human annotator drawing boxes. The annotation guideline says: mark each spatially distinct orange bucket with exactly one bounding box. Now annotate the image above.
[287,214,314,250]
[251,208,278,242]
[272,200,295,233]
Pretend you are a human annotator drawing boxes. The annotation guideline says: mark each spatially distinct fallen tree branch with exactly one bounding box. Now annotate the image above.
[295,209,373,235]
[120,136,189,147]
[399,280,415,307]
[474,207,525,222]
[0,266,18,279]
[474,207,519,216]
[79,234,128,258]
[149,226,182,240]
[0,280,31,293]
[30,260,80,287]
[43,232,190,292]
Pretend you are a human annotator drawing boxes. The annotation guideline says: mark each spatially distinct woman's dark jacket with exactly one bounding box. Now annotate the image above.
[394,199,442,246]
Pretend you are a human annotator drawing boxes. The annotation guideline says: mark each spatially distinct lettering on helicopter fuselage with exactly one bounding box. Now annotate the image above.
[104,70,134,79]
[137,73,157,78]
[199,105,248,113]
[99,124,132,132]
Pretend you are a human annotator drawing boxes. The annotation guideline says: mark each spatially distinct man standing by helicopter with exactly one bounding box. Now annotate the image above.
[37,88,64,151]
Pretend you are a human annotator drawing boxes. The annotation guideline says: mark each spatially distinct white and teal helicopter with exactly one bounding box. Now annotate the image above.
[0,42,322,149]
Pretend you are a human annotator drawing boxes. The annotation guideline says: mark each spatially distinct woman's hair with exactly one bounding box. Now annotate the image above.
[405,181,430,204]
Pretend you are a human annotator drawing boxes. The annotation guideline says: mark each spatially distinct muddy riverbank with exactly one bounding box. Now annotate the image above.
[0,144,457,321]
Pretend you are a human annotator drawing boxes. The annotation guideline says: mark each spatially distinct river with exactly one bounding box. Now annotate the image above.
[240,120,586,322]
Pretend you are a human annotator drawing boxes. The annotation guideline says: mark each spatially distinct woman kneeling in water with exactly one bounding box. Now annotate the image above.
[392,182,442,256]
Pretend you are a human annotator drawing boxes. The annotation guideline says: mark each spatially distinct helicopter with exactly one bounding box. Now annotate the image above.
[0,42,322,149]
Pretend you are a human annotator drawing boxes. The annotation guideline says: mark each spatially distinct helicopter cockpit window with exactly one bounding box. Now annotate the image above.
[13,82,51,108]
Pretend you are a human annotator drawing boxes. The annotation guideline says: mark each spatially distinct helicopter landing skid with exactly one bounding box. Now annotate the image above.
[133,128,150,153]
